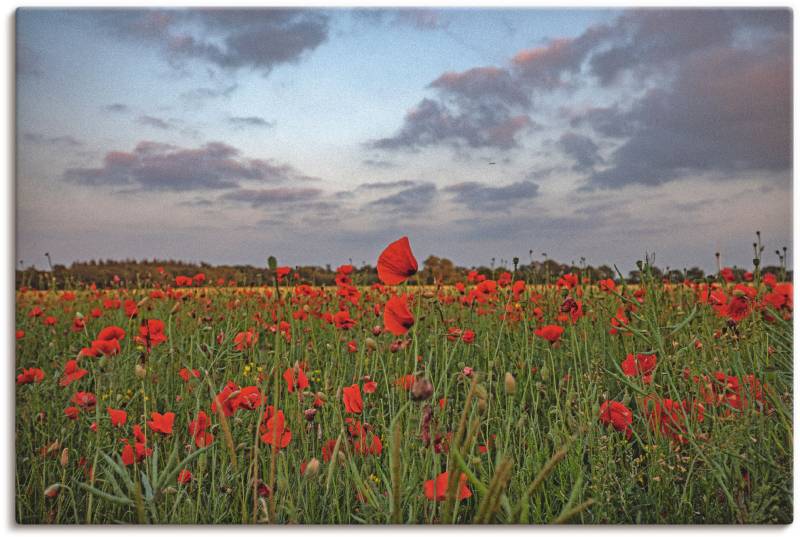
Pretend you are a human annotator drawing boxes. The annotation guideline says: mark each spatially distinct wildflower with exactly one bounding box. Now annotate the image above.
[423,471,472,502]
[377,236,418,285]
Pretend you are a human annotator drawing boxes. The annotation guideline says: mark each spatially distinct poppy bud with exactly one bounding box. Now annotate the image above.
[372,325,383,336]
[422,290,435,299]
[474,385,488,401]
[44,484,61,499]
[304,408,317,422]
[504,372,516,395]
[540,365,550,380]
[365,337,378,351]
[304,458,321,478]
[137,297,149,308]
[162,486,178,495]
[170,302,181,315]
[410,377,434,402]
[477,398,487,413]
[135,363,147,379]
[59,448,69,468]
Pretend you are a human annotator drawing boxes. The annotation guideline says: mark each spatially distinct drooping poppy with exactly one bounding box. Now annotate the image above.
[342,384,363,414]
[384,294,414,336]
[534,324,564,343]
[107,407,128,427]
[423,471,472,502]
[598,400,633,439]
[377,237,418,285]
[147,411,175,435]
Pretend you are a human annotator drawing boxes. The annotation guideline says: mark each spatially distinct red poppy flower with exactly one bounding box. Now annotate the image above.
[135,319,167,349]
[90,338,121,356]
[534,324,564,343]
[177,469,193,484]
[423,471,472,502]
[17,367,45,385]
[97,326,126,342]
[188,411,214,447]
[147,411,175,435]
[384,294,414,336]
[377,237,418,285]
[233,329,258,351]
[260,409,292,449]
[107,407,127,427]
[283,366,309,393]
[231,386,262,411]
[64,406,79,420]
[178,367,200,382]
[621,353,657,384]
[342,384,363,414]
[363,380,378,394]
[71,391,97,409]
[333,310,357,330]
[598,401,633,439]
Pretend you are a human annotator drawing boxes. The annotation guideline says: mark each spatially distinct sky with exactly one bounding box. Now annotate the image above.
[15,7,793,273]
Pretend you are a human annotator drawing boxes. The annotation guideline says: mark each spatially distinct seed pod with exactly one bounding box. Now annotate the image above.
[410,377,434,402]
[304,458,321,478]
[44,484,61,499]
[504,372,516,395]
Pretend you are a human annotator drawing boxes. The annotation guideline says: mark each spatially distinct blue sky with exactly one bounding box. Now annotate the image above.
[16,8,792,272]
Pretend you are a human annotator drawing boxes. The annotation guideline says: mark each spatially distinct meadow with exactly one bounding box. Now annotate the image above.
[14,237,793,524]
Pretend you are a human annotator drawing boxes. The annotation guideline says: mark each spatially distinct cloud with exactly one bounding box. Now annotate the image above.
[368,182,437,214]
[102,9,329,75]
[103,103,130,113]
[371,7,791,166]
[362,158,396,169]
[353,8,449,31]
[228,116,273,128]
[371,98,532,150]
[220,187,323,208]
[358,180,417,190]
[137,115,173,130]
[64,141,317,191]
[443,180,540,211]
[180,84,239,103]
[556,132,603,172]
[23,132,83,147]
[581,34,791,189]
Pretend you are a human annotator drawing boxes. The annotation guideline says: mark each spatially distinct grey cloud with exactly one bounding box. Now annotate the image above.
[371,98,531,150]
[64,141,314,191]
[103,103,130,113]
[444,180,540,211]
[368,182,437,214]
[181,84,238,102]
[556,132,603,172]
[362,158,396,169]
[23,132,83,147]
[137,115,173,130]
[582,35,791,189]
[102,9,328,75]
[228,116,273,128]
[358,180,417,190]
[353,9,449,31]
[221,187,323,208]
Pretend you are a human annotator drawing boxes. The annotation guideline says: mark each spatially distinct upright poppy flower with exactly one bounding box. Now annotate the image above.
[188,411,214,447]
[147,411,175,435]
[58,360,89,386]
[342,384,363,414]
[598,401,633,439]
[107,407,127,427]
[423,471,472,502]
[260,409,292,449]
[17,367,45,385]
[384,294,414,336]
[377,237,418,285]
[534,324,564,344]
[621,353,657,384]
[96,326,126,342]
[283,366,309,393]
[71,391,97,409]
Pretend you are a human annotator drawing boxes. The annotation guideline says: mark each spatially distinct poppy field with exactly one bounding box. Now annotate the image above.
[14,237,794,524]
